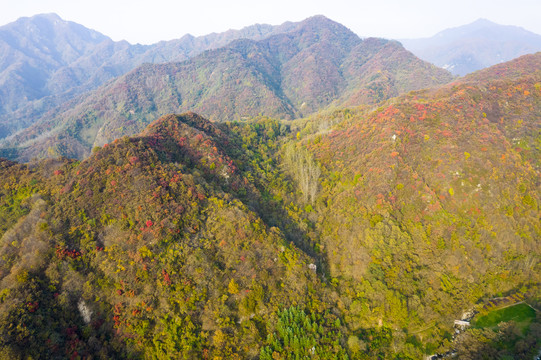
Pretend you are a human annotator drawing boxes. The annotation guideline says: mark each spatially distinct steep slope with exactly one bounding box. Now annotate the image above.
[0,13,109,114]
[0,54,540,359]
[401,19,541,75]
[340,38,452,105]
[293,53,540,356]
[2,16,452,162]
[0,113,347,359]
[0,14,297,138]
[1,50,297,161]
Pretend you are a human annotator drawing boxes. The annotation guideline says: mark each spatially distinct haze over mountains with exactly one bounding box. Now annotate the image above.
[2,13,540,128]
[0,15,452,161]
[1,13,540,160]
[401,18,541,75]
[0,13,297,125]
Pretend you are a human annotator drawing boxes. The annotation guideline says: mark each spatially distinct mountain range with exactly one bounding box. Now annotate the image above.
[401,18,541,75]
[0,15,452,161]
[2,14,540,162]
[0,13,297,131]
[0,53,539,358]
[0,12,540,359]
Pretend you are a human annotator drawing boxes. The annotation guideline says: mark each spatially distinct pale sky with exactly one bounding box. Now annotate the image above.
[2,0,540,44]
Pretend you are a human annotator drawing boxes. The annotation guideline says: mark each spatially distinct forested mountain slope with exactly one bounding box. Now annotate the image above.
[0,13,297,138]
[0,44,539,360]
[1,16,451,162]
[294,52,541,357]
[0,113,350,359]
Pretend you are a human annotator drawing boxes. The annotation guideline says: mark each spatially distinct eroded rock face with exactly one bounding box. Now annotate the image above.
[78,299,92,324]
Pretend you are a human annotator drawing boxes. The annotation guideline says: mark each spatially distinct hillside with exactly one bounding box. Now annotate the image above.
[400,19,541,76]
[0,13,296,138]
[0,113,351,359]
[292,52,541,357]
[0,54,540,359]
[1,16,452,162]
[0,13,110,115]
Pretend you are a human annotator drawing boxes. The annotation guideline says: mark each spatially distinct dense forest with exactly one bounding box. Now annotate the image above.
[0,20,540,360]
[0,16,451,163]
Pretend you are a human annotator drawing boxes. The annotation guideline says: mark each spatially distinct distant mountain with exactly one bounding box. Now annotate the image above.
[0,13,297,136]
[400,19,541,76]
[1,16,452,161]
[0,13,109,114]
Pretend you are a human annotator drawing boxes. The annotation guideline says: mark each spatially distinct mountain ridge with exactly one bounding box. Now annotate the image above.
[0,111,344,358]
[0,16,452,162]
[0,52,539,358]
[0,13,300,132]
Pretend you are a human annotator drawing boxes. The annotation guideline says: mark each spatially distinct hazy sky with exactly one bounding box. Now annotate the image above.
[2,0,540,44]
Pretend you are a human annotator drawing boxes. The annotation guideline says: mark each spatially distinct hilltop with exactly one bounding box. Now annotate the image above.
[0,112,350,358]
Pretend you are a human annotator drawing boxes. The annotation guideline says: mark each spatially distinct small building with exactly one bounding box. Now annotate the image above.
[454,320,470,329]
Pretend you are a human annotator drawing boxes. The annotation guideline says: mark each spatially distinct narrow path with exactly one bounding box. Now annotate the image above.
[491,300,524,311]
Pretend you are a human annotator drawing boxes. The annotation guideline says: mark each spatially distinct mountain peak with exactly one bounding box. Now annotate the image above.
[10,13,71,29]
[285,14,360,52]
[470,18,497,26]
[297,14,349,30]
[13,13,63,24]
[33,13,63,21]
[2,11,109,42]
[303,14,332,22]
[457,18,512,33]
[137,113,232,172]
[142,113,223,141]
